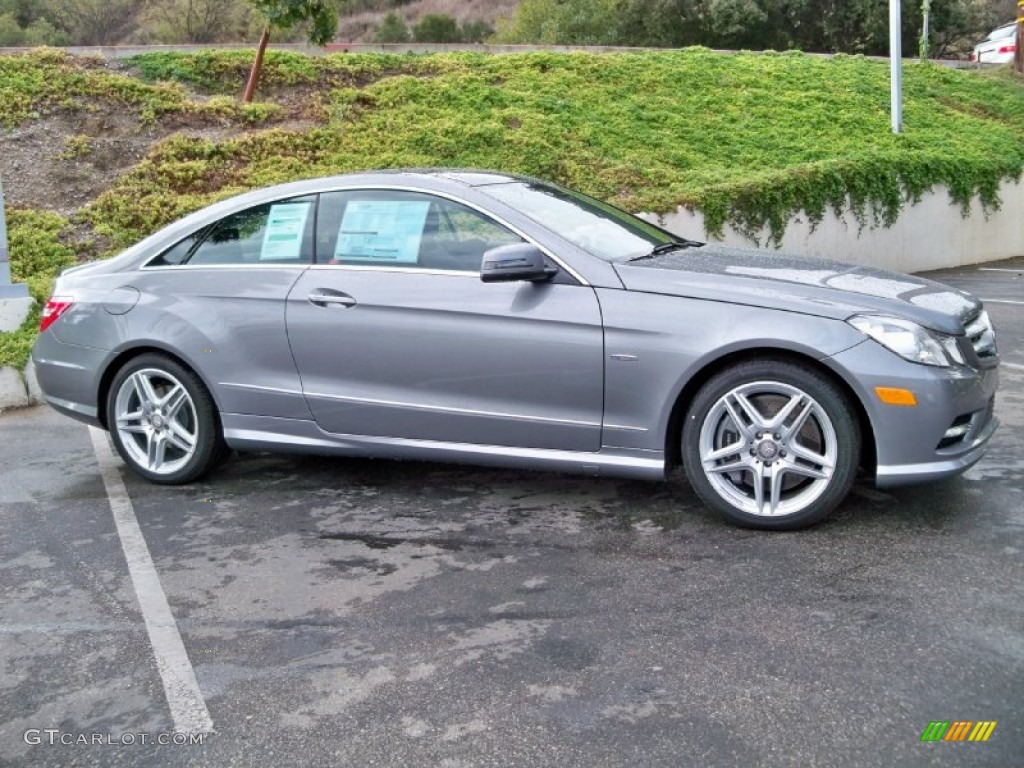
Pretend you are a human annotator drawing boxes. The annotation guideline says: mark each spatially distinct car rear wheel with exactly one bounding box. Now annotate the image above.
[682,360,860,530]
[106,353,228,484]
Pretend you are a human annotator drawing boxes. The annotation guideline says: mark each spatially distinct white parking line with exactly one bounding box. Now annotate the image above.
[980,299,1024,306]
[978,268,1023,273]
[1002,362,1024,371]
[88,427,214,735]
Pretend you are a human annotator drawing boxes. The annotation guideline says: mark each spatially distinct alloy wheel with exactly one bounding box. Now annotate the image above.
[113,367,199,475]
[698,380,838,517]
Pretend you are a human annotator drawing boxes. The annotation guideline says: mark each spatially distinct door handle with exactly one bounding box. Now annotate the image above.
[308,291,357,308]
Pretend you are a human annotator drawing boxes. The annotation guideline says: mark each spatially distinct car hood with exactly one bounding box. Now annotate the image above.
[614,244,980,335]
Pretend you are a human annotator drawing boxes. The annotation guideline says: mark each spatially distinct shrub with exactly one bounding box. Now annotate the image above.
[0,210,81,369]
[0,11,23,45]
[413,13,461,44]
[460,20,493,44]
[374,12,409,44]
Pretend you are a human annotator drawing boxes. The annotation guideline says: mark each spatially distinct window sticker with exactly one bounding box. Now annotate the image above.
[335,200,431,264]
[260,202,311,261]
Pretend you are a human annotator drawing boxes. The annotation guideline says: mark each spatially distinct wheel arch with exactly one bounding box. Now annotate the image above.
[97,344,222,430]
[662,347,876,476]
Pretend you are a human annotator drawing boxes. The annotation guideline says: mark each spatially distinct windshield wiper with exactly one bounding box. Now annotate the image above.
[629,239,701,262]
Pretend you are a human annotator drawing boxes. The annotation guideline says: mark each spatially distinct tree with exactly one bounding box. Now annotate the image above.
[495,0,620,45]
[460,19,493,44]
[705,0,769,48]
[142,0,250,44]
[0,12,24,44]
[243,0,338,102]
[0,0,41,28]
[373,11,408,43]
[497,0,1011,56]
[412,13,460,43]
[23,15,69,45]
[43,0,141,45]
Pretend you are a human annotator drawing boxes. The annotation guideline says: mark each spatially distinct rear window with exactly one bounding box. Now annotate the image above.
[147,196,315,267]
[987,25,1016,41]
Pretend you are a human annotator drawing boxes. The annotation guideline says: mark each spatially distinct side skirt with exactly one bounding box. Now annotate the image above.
[221,413,667,481]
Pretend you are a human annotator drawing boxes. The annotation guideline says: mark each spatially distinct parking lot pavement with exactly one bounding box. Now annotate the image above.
[1,261,1022,768]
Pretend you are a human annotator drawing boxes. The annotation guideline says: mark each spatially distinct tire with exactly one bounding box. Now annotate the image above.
[105,353,228,485]
[682,359,860,531]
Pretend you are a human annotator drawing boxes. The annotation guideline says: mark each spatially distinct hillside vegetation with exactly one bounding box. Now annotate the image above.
[1,46,1023,368]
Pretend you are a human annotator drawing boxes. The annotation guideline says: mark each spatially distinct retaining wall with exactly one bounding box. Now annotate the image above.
[647,178,1024,272]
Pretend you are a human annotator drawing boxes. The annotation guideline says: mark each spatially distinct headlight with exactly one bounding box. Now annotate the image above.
[848,314,963,367]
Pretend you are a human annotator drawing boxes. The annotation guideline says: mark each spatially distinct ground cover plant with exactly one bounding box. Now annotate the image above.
[1,46,1022,368]
[0,48,280,127]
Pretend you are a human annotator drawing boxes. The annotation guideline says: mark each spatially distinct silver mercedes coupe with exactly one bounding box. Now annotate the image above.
[32,171,999,529]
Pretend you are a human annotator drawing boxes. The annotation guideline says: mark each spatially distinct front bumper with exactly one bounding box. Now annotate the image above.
[874,414,998,486]
[825,340,999,488]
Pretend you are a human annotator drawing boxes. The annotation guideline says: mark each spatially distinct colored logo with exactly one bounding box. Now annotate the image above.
[921,721,996,742]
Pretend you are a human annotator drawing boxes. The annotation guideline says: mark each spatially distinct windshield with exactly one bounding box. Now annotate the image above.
[482,180,679,262]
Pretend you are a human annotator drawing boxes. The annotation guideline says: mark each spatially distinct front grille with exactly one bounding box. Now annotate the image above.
[964,310,997,359]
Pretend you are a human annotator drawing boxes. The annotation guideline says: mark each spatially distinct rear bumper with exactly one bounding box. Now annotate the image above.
[41,392,102,427]
[31,333,106,427]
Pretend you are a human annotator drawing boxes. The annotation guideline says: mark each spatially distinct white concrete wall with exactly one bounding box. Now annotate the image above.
[646,178,1024,273]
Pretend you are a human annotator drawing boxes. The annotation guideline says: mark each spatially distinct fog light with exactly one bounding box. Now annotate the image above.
[874,387,917,406]
[936,414,973,449]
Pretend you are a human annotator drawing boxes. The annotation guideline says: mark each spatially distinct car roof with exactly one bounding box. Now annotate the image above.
[420,169,533,186]
[314,168,536,187]
[224,169,539,204]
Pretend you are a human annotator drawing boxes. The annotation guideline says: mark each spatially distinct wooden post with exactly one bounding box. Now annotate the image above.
[243,24,271,103]
[1016,1,1023,73]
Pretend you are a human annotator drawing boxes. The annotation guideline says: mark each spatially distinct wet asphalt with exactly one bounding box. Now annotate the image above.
[0,259,1021,767]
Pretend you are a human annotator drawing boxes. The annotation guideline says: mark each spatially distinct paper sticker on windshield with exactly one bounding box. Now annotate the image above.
[260,202,311,261]
[335,200,431,263]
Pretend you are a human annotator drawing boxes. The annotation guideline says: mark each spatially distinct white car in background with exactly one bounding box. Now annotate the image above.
[970,22,1017,64]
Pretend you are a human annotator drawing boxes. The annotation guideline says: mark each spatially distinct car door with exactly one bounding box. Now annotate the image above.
[285,189,605,452]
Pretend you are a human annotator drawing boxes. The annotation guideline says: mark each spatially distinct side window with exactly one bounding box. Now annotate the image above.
[317,190,523,272]
[148,196,315,267]
[148,237,194,267]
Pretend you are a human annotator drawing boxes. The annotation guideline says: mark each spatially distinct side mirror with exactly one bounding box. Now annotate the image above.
[480,243,558,283]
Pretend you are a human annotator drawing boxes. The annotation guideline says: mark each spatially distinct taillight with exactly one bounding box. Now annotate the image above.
[997,44,1016,54]
[39,296,74,332]
[969,52,976,61]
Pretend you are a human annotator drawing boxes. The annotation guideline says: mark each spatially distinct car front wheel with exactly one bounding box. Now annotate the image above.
[106,353,227,484]
[682,360,860,530]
